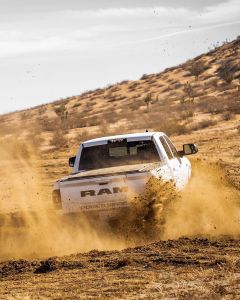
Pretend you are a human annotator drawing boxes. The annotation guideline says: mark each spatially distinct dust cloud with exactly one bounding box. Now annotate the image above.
[0,138,240,261]
[0,139,126,261]
[118,160,240,242]
[163,161,240,239]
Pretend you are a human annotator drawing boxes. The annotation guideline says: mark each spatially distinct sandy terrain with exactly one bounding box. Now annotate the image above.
[1,238,240,299]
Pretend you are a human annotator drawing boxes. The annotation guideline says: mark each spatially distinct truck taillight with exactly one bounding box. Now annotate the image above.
[52,190,62,210]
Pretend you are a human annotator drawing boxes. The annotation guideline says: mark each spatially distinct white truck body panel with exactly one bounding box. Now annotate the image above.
[53,132,196,215]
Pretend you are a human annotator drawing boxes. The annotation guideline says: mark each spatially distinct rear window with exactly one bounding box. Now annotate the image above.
[79,140,160,170]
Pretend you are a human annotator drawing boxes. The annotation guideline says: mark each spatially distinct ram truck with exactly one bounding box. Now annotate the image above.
[52,132,198,216]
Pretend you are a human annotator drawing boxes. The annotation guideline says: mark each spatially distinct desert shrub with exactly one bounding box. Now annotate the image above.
[218,60,239,84]
[143,93,153,110]
[128,82,138,90]
[161,74,169,80]
[190,61,206,80]
[92,88,104,96]
[219,68,234,84]
[154,118,188,136]
[85,117,101,127]
[140,74,148,80]
[183,82,195,103]
[146,78,156,85]
[189,119,217,131]
[222,111,233,121]
[110,86,120,92]
[199,99,224,114]
[181,110,194,119]
[72,102,82,109]
[54,104,68,121]
[106,95,126,103]
[67,116,87,129]
[51,130,68,149]
[119,80,129,85]
[173,82,182,89]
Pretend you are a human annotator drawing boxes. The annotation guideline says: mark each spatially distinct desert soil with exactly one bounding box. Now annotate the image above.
[0,120,239,300]
[1,238,240,299]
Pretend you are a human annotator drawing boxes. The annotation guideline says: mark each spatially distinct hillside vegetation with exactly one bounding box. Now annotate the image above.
[0,38,239,188]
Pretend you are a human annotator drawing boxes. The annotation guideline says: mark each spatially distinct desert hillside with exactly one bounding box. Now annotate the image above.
[1,38,239,139]
[0,38,239,189]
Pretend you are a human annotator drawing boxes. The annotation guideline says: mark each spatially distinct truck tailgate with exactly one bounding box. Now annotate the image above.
[59,164,154,213]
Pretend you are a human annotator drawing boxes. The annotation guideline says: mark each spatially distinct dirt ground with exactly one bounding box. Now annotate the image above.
[1,238,240,299]
[0,120,239,299]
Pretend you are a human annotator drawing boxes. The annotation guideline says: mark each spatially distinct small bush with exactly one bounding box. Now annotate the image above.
[217,60,239,84]
[190,61,206,80]
[128,82,138,91]
[189,119,217,131]
[154,119,188,136]
[219,68,234,84]
[140,74,148,80]
[182,110,194,119]
[119,80,129,85]
[222,111,233,121]
[143,93,153,110]
[54,104,68,121]
[72,102,82,109]
[183,82,195,103]
[110,86,120,92]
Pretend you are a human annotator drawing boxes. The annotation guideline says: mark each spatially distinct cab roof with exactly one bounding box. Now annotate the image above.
[82,132,165,147]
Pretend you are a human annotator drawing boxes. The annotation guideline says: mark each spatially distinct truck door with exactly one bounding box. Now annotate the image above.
[159,136,188,189]
[164,135,191,187]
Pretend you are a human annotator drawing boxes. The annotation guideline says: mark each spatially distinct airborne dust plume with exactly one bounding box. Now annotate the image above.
[0,140,240,261]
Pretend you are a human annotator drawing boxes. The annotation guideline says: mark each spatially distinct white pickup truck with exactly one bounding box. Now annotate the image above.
[52,132,198,215]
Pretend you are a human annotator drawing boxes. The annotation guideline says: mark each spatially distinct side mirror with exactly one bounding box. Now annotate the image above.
[178,144,198,157]
[69,156,76,167]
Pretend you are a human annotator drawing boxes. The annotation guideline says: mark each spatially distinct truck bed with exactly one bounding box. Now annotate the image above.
[60,163,162,182]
